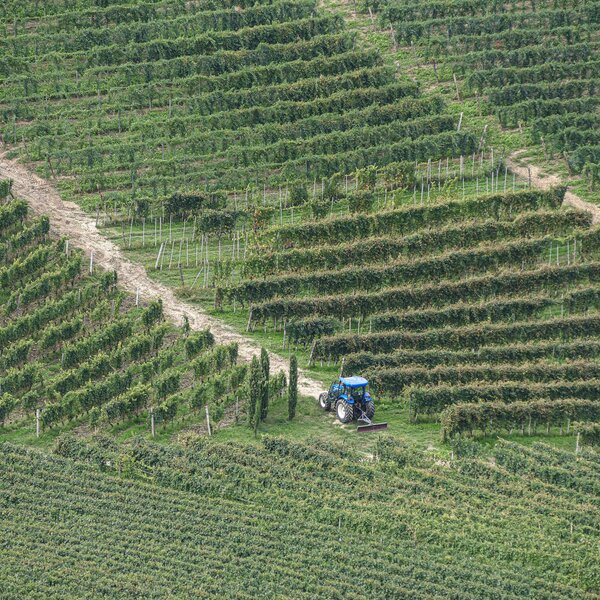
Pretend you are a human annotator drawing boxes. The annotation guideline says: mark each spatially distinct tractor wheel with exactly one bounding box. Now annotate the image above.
[364,400,375,420]
[319,392,331,411]
[336,400,354,424]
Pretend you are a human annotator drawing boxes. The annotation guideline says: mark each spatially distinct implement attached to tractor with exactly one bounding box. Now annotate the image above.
[319,376,388,433]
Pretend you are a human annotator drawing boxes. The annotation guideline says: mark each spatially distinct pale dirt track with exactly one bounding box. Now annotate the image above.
[507,151,600,223]
[0,153,324,399]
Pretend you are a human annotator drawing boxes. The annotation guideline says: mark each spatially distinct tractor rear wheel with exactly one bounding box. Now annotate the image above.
[319,392,331,411]
[336,400,354,424]
[364,400,375,420]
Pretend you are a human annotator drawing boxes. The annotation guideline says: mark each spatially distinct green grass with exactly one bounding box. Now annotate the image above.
[0,390,578,460]
[1,417,79,449]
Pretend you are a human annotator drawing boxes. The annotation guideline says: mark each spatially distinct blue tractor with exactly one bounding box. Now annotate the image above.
[319,376,388,432]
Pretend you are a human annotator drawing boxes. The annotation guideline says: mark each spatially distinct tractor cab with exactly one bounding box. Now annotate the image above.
[335,376,370,405]
[320,375,387,432]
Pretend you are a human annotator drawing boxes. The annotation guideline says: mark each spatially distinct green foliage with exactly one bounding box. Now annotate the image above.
[344,338,600,374]
[0,339,32,371]
[379,161,415,191]
[260,347,270,421]
[191,343,238,379]
[243,208,588,278]
[196,210,242,235]
[355,165,378,190]
[288,355,298,421]
[0,245,51,288]
[269,370,287,400]
[0,0,460,202]
[583,162,600,191]
[0,394,16,426]
[182,315,190,336]
[39,317,82,350]
[142,299,163,330]
[185,329,215,359]
[289,182,308,206]
[309,198,329,219]
[0,199,26,231]
[254,261,599,323]
[371,360,600,396]
[318,313,600,362]
[574,422,600,447]
[237,228,592,306]
[156,371,181,401]
[154,396,178,427]
[406,379,600,421]
[442,399,600,441]
[251,206,275,232]
[101,385,151,424]
[0,207,245,432]
[0,179,13,201]
[164,191,226,216]
[7,436,600,597]
[376,0,600,180]
[189,384,211,412]
[322,173,343,201]
[247,355,261,427]
[268,188,565,248]
[370,286,599,333]
[0,364,38,395]
[62,319,133,368]
[286,317,340,347]
[347,189,375,213]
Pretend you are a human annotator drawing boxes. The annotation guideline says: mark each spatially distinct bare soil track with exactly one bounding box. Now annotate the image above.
[0,152,324,398]
[507,150,600,223]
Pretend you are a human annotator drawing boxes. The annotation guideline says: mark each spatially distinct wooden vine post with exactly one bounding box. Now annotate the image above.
[205,405,212,436]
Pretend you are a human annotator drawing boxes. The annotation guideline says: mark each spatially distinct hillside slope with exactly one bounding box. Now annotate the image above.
[1,436,599,599]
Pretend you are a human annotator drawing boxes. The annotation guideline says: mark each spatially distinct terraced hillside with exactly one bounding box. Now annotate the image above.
[0,0,476,210]
[1,0,598,447]
[2,436,599,598]
[0,189,255,440]
[215,184,600,439]
[1,2,600,597]
[365,0,600,192]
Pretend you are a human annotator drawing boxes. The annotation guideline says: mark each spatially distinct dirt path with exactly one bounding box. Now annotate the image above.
[507,150,600,223]
[0,152,324,399]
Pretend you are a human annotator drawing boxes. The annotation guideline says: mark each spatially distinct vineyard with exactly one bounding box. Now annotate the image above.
[199,182,600,441]
[0,0,476,212]
[0,188,263,439]
[361,0,600,193]
[0,0,597,455]
[1,0,600,596]
[1,435,599,598]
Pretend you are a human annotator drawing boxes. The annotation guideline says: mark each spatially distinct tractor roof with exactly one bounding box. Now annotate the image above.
[340,376,368,388]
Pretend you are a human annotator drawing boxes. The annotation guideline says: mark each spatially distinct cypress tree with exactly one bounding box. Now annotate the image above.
[247,355,261,427]
[288,354,298,421]
[260,347,270,421]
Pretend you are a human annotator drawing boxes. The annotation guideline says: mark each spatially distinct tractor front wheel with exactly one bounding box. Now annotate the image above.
[364,400,375,420]
[336,400,354,424]
[319,392,331,411]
